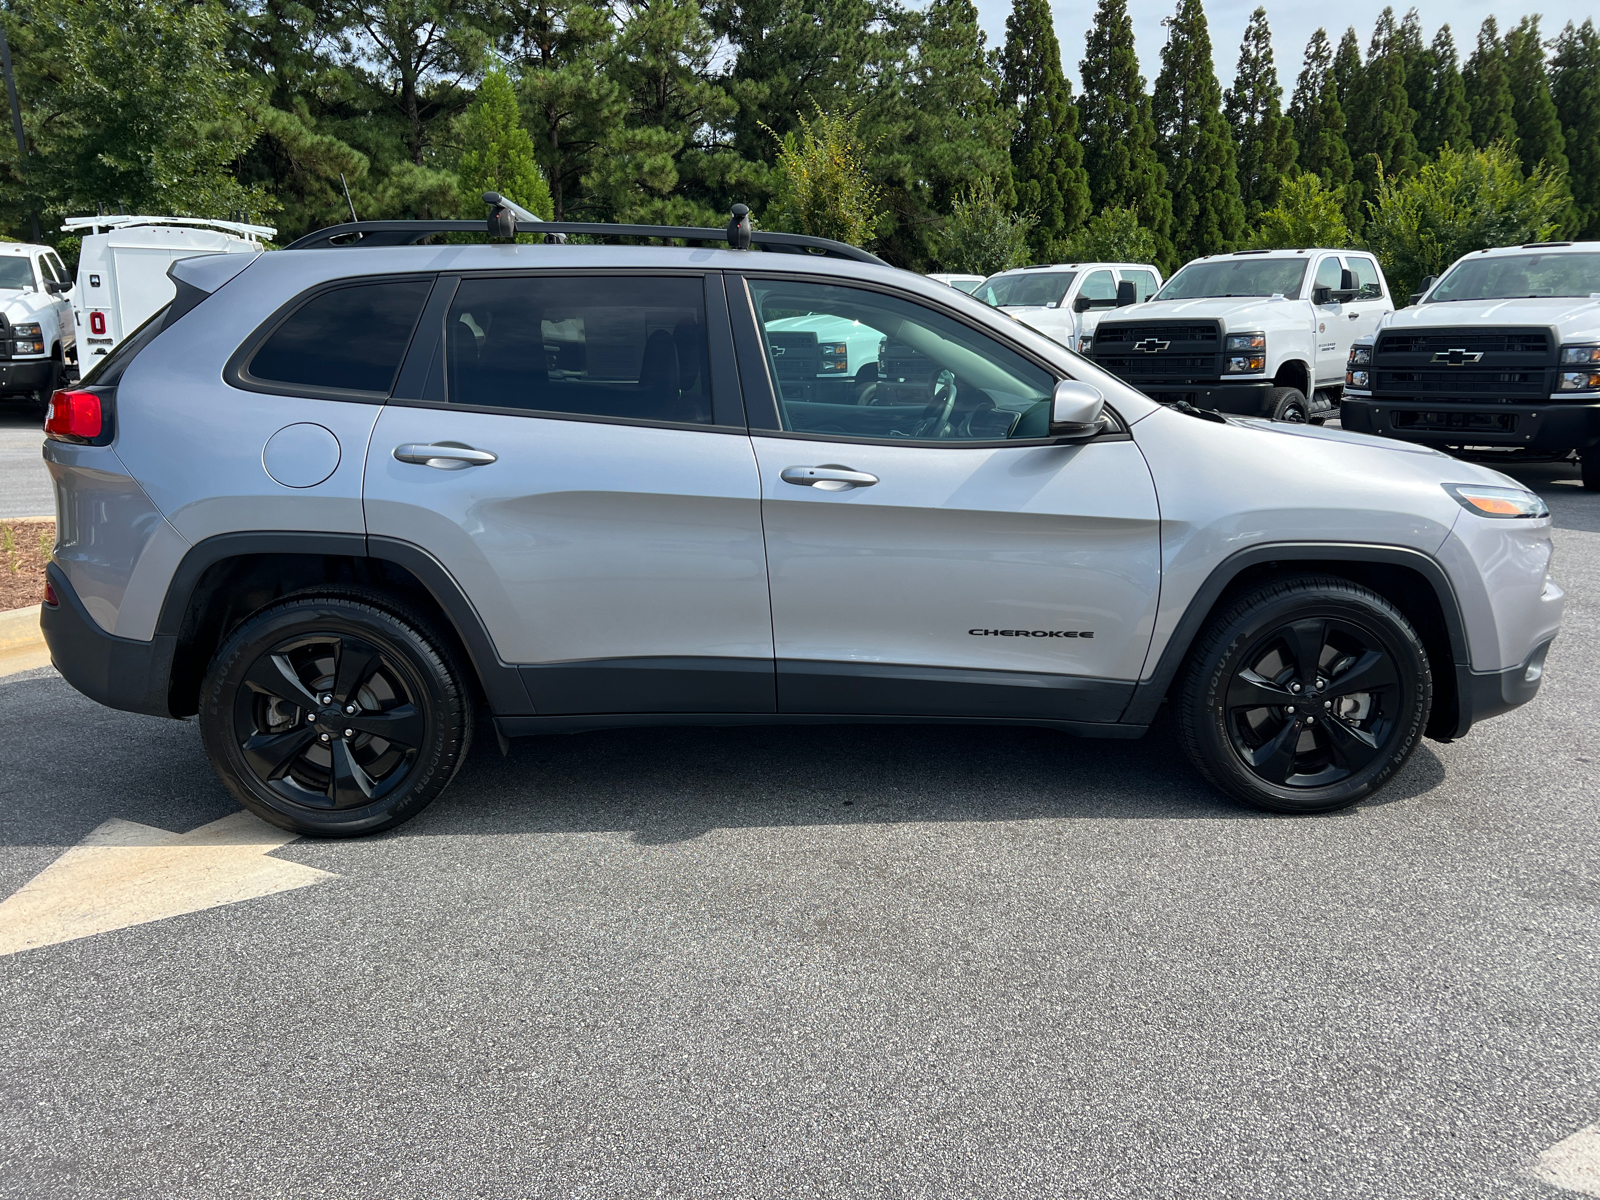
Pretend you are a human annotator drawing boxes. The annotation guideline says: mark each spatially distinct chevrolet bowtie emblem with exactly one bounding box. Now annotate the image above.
[1432,348,1483,365]
[1132,338,1169,353]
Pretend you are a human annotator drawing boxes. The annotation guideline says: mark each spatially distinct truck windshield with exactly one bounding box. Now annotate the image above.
[1427,253,1600,301]
[0,258,35,290]
[975,272,1076,308]
[1156,259,1306,300]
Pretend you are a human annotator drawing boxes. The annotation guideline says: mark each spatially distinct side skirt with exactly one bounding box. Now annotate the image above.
[497,712,1149,739]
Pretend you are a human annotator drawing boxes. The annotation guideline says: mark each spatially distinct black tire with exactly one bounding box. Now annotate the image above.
[1176,575,1431,814]
[1581,449,1600,492]
[1267,386,1309,423]
[198,592,472,836]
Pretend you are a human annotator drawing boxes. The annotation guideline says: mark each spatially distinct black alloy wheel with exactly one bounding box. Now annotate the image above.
[200,593,471,836]
[1178,576,1431,814]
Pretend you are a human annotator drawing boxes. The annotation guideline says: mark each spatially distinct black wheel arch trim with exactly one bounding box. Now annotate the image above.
[1121,542,1471,730]
[155,531,533,717]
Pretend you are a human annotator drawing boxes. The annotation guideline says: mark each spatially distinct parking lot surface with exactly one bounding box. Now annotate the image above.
[1,460,1597,1199]
[0,412,50,519]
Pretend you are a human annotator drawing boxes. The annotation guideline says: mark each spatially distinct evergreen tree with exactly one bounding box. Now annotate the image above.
[1225,7,1297,222]
[1152,0,1243,261]
[1289,29,1356,230]
[1001,0,1091,260]
[1333,28,1363,108]
[1063,206,1157,263]
[1551,20,1600,238]
[1415,25,1470,155]
[1079,0,1172,266]
[1346,8,1419,195]
[1463,17,1516,148]
[1504,17,1568,176]
[457,69,552,220]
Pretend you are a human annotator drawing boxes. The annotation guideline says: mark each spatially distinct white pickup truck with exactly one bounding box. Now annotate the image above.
[974,262,1163,352]
[1341,240,1600,486]
[1086,248,1395,423]
[0,241,76,414]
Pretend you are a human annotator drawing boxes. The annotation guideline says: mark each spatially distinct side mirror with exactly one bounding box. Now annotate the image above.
[1072,294,1093,313]
[45,279,70,295]
[1115,279,1137,307]
[1340,268,1355,293]
[1050,379,1106,440]
[1417,274,1436,295]
[1312,284,1332,305]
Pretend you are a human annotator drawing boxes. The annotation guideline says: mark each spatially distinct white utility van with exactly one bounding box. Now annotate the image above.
[63,216,274,366]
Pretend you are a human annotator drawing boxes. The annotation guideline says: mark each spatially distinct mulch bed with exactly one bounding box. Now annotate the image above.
[0,519,53,611]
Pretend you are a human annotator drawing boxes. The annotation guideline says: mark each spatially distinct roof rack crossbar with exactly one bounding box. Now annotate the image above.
[280,203,887,266]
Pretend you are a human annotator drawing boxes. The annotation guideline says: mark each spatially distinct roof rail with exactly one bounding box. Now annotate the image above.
[281,196,889,266]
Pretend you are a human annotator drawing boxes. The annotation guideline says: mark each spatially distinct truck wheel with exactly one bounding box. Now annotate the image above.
[1176,575,1431,815]
[1267,387,1309,423]
[198,592,472,837]
[1581,450,1600,492]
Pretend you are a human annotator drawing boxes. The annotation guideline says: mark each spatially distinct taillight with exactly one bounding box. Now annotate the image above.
[44,581,58,607]
[89,311,107,335]
[45,389,103,440]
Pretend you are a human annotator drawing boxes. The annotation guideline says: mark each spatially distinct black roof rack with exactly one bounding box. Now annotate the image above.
[281,197,889,266]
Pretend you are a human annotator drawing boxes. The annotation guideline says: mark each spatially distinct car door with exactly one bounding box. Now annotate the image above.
[40,253,74,353]
[1072,268,1119,351]
[1341,254,1389,348]
[730,274,1161,724]
[1310,254,1350,389]
[363,271,775,715]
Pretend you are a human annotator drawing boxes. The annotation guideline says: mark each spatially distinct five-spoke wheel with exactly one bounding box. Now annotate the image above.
[1178,576,1431,814]
[200,594,471,836]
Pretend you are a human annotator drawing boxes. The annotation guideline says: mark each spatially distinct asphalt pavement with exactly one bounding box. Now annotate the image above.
[0,411,51,519]
[0,459,1596,1199]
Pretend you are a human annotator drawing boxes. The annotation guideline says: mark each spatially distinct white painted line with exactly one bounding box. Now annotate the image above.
[1533,1123,1600,1196]
[0,811,336,957]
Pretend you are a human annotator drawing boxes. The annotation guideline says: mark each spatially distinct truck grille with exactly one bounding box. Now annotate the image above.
[1089,321,1222,380]
[1371,326,1555,401]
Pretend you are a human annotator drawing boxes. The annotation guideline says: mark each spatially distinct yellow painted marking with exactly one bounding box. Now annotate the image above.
[0,811,335,957]
[1533,1124,1600,1196]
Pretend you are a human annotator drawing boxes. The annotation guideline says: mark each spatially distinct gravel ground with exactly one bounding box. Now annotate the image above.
[0,460,1594,1200]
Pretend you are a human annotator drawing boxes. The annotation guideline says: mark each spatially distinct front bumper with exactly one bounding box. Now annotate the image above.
[0,358,56,396]
[1341,398,1600,452]
[40,563,178,719]
[1450,638,1553,739]
[1119,379,1275,415]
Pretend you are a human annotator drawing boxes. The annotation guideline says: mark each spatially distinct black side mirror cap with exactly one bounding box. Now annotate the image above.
[1340,267,1356,292]
[1072,294,1093,313]
[1115,280,1137,307]
[44,279,69,295]
[1312,284,1331,305]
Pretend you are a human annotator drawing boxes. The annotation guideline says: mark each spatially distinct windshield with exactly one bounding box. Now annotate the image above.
[1156,258,1306,300]
[975,272,1076,308]
[0,258,36,290]
[1427,252,1600,301]
[949,278,981,294]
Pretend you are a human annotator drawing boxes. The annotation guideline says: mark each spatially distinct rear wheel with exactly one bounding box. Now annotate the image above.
[1177,576,1431,814]
[198,593,471,836]
[1267,386,1309,423]
[1581,449,1600,492]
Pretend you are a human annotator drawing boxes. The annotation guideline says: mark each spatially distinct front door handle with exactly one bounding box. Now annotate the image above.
[781,465,878,491]
[1347,312,1360,320]
[393,442,498,470]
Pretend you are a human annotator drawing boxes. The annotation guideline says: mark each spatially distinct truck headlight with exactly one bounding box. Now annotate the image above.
[1346,370,1370,389]
[1224,333,1265,374]
[1558,345,1600,391]
[1077,334,1093,353]
[817,341,849,373]
[1348,344,1372,366]
[1443,483,1549,519]
[10,322,43,354]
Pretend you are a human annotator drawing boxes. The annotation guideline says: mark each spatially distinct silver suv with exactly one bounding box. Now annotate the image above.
[37,203,1565,836]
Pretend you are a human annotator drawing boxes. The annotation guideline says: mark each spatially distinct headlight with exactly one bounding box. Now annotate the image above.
[1225,333,1265,352]
[1223,332,1265,373]
[1346,370,1370,389]
[1443,483,1549,519]
[1558,370,1600,392]
[817,341,849,373]
[1558,345,1600,365]
[10,322,43,354]
[1348,344,1373,366]
[1077,335,1093,353]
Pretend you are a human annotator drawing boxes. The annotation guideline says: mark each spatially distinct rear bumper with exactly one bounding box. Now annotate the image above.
[1450,637,1553,739]
[1341,398,1600,452]
[0,358,55,395]
[39,563,177,719]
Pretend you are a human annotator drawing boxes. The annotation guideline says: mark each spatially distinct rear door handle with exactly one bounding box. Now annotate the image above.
[393,442,498,470]
[781,465,878,491]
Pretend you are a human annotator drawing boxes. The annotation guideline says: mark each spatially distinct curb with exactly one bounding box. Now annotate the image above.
[0,604,49,678]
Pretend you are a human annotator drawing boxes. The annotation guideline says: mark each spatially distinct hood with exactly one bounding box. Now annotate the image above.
[1383,297,1600,340]
[1099,296,1289,327]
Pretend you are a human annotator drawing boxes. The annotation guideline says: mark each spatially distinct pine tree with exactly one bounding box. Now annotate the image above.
[1152,0,1243,261]
[1333,28,1363,108]
[1551,20,1600,238]
[1001,0,1091,260]
[1415,25,1470,155]
[1346,7,1419,198]
[1290,30,1357,230]
[457,69,553,219]
[1225,7,1297,222]
[1463,17,1516,148]
[1079,0,1172,265]
[1504,17,1568,177]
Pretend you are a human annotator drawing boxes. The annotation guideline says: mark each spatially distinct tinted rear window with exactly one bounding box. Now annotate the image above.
[249,279,431,394]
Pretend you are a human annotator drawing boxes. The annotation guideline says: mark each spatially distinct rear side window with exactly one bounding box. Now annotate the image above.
[1079,270,1117,303]
[1347,256,1384,300]
[1122,269,1159,301]
[247,279,431,395]
[445,275,712,424]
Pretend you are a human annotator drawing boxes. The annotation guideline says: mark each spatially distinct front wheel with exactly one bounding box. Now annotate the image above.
[1581,449,1600,492]
[199,594,472,836]
[1177,576,1431,814]
[1267,386,1309,423]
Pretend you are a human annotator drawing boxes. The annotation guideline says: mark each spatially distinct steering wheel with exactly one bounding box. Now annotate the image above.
[917,370,958,438]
